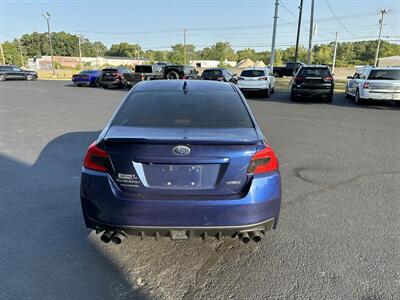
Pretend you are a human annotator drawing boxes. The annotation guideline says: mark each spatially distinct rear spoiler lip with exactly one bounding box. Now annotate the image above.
[103,137,259,145]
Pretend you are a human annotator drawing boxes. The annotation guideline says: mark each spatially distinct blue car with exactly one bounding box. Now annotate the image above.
[80,80,281,244]
[72,70,102,87]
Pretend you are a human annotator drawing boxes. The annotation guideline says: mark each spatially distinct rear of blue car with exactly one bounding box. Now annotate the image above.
[81,80,281,244]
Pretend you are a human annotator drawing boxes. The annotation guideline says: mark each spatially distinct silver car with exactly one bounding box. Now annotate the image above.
[345,67,400,104]
[236,67,276,97]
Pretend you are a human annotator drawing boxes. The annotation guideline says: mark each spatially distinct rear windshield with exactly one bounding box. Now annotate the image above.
[298,68,331,77]
[240,70,265,77]
[135,65,153,73]
[111,91,253,128]
[202,70,222,77]
[368,69,400,80]
[102,68,117,72]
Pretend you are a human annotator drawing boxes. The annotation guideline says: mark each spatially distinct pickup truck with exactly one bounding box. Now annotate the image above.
[132,64,165,85]
[163,64,199,79]
[273,62,305,77]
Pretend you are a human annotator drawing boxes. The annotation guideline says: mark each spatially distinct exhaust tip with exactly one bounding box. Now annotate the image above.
[100,231,113,243]
[250,231,262,243]
[111,231,126,245]
[239,232,250,244]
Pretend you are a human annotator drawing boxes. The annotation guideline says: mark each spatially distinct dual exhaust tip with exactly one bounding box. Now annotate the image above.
[238,230,262,243]
[100,231,127,245]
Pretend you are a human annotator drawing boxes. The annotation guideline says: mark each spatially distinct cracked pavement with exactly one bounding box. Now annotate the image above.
[1,80,399,299]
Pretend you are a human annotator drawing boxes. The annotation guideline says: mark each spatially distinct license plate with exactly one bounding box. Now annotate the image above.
[170,230,188,240]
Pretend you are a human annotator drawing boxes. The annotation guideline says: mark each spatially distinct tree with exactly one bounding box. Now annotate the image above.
[106,42,141,57]
[168,44,197,64]
[2,41,21,65]
[199,41,237,63]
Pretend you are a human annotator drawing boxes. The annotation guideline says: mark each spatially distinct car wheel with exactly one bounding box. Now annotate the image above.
[0,74,5,81]
[102,84,108,89]
[167,71,179,80]
[26,74,33,81]
[354,89,363,105]
[326,92,333,103]
[344,86,351,99]
[265,88,271,98]
[271,86,275,93]
[290,91,297,101]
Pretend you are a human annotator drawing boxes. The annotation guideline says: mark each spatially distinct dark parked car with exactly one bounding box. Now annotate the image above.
[0,65,38,81]
[81,80,281,244]
[132,64,164,85]
[201,68,238,83]
[291,65,334,103]
[163,65,198,80]
[101,67,135,89]
[72,70,102,87]
[273,61,305,77]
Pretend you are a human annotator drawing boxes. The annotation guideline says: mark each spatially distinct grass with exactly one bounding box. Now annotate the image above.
[38,69,77,80]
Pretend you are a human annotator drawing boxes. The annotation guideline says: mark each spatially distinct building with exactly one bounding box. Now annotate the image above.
[28,56,150,70]
[189,60,237,68]
[378,56,400,67]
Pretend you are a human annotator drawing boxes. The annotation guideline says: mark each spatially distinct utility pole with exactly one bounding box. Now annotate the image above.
[183,28,187,65]
[78,34,82,70]
[42,12,55,75]
[0,41,6,64]
[17,39,24,67]
[293,0,304,75]
[332,32,338,74]
[307,0,315,64]
[374,9,387,67]
[270,0,280,70]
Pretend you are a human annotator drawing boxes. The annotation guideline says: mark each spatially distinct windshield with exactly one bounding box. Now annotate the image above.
[297,68,331,77]
[240,70,265,77]
[202,70,222,77]
[368,69,400,80]
[135,65,153,73]
[112,91,253,128]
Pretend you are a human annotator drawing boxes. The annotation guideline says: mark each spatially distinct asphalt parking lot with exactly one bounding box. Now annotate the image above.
[1,80,399,300]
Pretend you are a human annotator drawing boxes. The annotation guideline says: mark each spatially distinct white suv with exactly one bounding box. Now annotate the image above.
[345,67,400,104]
[236,67,276,97]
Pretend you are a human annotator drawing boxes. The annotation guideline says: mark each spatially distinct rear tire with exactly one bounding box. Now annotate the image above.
[345,86,351,99]
[326,92,333,103]
[167,71,179,80]
[290,91,297,101]
[0,74,5,81]
[354,89,364,105]
[102,84,108,89]
[265,88,271,98]
[26,74,33,81]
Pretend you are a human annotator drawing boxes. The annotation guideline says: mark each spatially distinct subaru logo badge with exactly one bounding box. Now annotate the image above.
[172,145,191,156]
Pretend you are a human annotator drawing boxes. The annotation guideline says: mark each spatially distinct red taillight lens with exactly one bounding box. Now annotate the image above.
[294,76,305,82]
[258,77,267,80]
[363,82,369,89]
[323,76,333,81]
[248,146,279,175]
[83,142,109,172]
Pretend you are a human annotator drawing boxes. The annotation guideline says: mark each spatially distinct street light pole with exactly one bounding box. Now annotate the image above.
[332,32,338,74]
[307,0,315,64]
[374,9,387,67]
[42,12,55,75]
[293,0,304,75]
[270,0,280,70]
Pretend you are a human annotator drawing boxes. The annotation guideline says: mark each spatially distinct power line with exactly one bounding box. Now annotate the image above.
[324,0,359,37]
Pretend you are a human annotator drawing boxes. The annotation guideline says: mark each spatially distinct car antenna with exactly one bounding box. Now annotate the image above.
[183,81,189,94]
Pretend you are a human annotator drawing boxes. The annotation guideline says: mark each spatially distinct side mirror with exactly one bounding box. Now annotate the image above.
[347,76,353,79]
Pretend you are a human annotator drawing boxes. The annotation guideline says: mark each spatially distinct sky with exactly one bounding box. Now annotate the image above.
[0,0,399,51]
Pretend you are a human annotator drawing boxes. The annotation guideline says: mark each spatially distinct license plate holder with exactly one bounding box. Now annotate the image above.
[170,230,188,240]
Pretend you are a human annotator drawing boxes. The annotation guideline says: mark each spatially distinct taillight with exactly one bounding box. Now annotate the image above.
[248,146,279,175]
[323,76,333,81]
[363,82,369,89]
[258,77,268,80]
[83,142,110,172]
[217,77,224,81]
[141,73,145,81]
[294,76,305,82]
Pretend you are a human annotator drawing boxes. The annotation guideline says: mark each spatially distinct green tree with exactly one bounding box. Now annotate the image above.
[168,44,196,64]
[199,41,237,63]
[236,48,258,61]
[2,41,20,65]
[106,42,141,57]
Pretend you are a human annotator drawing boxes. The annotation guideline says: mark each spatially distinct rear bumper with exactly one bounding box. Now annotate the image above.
[102,79,122,86]
[237,83,269,91]
[360,90,400,101]
[72,80,91,86]
[81,168,281,231]
[292,87,332,97]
